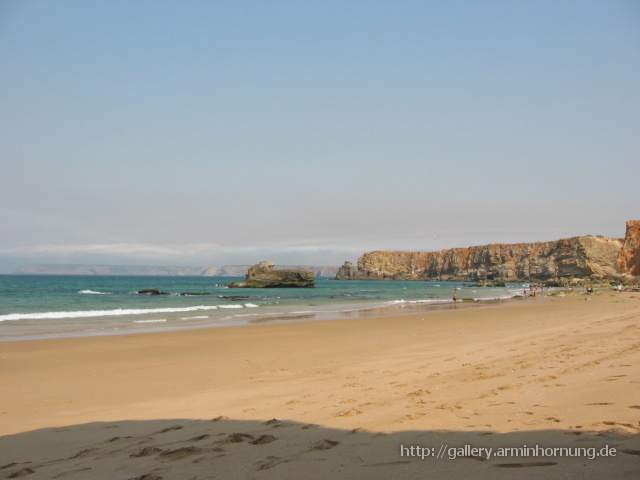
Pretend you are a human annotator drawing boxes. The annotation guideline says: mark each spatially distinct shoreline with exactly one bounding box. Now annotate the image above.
[0,296,503,343]
[0,286,549,343]
[1,292,638,478]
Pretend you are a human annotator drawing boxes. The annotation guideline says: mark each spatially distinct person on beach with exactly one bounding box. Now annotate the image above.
[586,285,593,294]
[452,292,457,303]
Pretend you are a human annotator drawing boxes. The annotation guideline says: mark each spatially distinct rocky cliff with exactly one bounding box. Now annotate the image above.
[336,221,640,283]
[618,220,640,277]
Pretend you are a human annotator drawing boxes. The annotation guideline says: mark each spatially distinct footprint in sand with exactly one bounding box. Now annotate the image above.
[158,446,205,460]
[404,413,426,421]
[217,433,254,444]
[130,446,164,458]
[407,389,431,397]
[255,456,288,470]
[127,474,163,480]
[308,439,340,451]
[334,409,363,417]
[263,418,282,427]
[211,415,229,422]
[68,448,98,459]
[154,425,183,434]
[251,435,277,445]
[8,468,35,478]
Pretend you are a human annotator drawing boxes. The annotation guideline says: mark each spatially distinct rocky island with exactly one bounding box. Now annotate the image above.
[337,220,640,284]
[228,261,315,288]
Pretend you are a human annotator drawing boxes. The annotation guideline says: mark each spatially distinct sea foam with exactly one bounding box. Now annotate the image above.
[0,305,221,322]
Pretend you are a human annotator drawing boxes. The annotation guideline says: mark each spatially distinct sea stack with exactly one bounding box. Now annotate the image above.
[228,261,315,288]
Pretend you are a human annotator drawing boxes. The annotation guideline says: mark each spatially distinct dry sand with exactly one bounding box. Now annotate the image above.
[1,291,639,479]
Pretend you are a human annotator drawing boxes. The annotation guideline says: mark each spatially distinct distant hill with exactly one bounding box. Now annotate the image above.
[17,264,340,278]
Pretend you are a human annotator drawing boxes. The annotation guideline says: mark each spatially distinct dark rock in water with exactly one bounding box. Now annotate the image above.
[179,292,210,296]
[138,289,170,295]
[221,295,250,300]
[228,261,315,288]
[471,280,507,287]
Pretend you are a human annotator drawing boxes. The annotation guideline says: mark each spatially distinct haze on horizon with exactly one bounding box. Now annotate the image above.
[1,1,638,273]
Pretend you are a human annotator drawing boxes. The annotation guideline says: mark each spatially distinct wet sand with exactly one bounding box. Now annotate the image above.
[1,291,639,479]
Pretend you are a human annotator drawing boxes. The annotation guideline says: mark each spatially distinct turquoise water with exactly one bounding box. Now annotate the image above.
[0,275,527,340]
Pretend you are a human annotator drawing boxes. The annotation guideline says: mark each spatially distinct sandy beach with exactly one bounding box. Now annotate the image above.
[1,291,639,479]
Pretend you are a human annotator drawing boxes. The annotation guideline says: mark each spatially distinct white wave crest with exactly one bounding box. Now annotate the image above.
[78,290,107,294]
[0,305,220,322]
[133,319,167,323]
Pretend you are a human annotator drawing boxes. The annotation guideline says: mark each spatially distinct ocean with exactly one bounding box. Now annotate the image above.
[0,275,529,341]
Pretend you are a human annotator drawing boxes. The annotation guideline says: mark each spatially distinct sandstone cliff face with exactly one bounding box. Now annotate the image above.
[618,220,640,276]
[337,228,638,282]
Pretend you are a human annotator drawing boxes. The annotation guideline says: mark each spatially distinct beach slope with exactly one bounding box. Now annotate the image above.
[1,292,639,479]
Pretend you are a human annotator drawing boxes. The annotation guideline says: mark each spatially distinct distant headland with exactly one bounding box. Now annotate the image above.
[336,220,640,284]
[16,264,340,278]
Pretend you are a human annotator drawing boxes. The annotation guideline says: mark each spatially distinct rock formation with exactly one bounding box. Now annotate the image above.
[228,261,315,288]
[335,261,360,280]
[337,221,640,283]
[618,220,640,277]
[138,289,170,295]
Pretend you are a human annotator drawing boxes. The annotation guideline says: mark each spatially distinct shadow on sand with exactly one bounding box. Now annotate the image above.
[1,417,638,479]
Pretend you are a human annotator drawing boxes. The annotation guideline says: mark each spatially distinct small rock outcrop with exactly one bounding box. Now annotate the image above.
[138,289,170,295]
[228,262,315,288]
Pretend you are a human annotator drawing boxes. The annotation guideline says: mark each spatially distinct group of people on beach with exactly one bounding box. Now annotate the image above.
[451,283,625,304]
[525,285,541,297]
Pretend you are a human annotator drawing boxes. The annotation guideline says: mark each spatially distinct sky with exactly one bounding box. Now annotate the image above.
[0,0,639,272]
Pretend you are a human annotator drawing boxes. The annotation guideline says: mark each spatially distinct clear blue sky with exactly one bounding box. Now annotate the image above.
[1,0,638,272]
